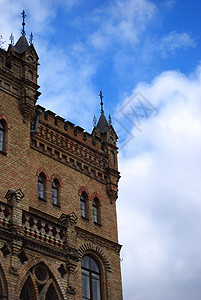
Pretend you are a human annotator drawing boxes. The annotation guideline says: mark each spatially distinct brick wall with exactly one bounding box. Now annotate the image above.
[0,39,122,299]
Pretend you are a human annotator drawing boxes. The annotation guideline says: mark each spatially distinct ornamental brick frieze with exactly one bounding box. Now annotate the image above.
[36,123,108,169]
[76,227,122,255]
[0,201,12,229]
[31,136,109,184]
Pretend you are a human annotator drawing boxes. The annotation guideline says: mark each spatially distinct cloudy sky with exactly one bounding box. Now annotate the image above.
[1,0,201,299]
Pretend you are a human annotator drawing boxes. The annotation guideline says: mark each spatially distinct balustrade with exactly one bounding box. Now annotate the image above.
[22,211,66,249]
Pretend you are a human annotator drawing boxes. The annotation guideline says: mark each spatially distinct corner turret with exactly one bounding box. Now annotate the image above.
[92,91,120,203]
[0,11,40,123]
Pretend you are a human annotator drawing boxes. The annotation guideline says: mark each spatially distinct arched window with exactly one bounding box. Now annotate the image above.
[93,198,100,224]
[38,172,46,200]
[20,276,33,300]
[82,255,101,300]
[80,192,88,218]
[0,122,5,152]
[52,179,60,206]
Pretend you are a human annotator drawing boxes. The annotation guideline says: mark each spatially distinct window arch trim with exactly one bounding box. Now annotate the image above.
[36,167,49,180]
[50,174,62,187]
[78,186,89,198]
[78,242,111,272]
[0,115,10,129]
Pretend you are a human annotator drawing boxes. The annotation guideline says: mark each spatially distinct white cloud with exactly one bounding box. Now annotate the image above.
[89,0,157,49]
[117,64,201,300]
[160,31,195,58]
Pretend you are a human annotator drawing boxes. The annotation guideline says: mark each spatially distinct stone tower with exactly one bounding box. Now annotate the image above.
[0,14,122,300]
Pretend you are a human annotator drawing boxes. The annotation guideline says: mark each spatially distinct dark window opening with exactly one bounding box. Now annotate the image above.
[38,172,46,200]
[80,192,87,218]
[52,179,59,205]
[93,198,100,224]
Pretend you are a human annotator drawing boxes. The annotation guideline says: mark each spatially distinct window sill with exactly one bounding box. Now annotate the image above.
[81,216,89,221]
[52,203,61,208]
[94,221,102,227]
[38,197,47,202]
[0,150,7,156]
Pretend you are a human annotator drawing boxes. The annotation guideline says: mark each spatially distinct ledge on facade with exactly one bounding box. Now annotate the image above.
[38,197,47,202]
[52,203,61,209]
[29,207,62,226]
[94,221,102,227]
[0,150,7,156]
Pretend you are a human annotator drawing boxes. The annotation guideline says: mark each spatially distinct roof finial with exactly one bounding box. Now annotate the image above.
[9,33,14,45]
[93,115,97,127]
[108,114,112,126]
[99,90,104,114]
[29,32,33,45]
[21,10,26,35]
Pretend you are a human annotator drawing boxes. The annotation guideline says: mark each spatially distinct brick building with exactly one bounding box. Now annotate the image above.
[0,18,122,300]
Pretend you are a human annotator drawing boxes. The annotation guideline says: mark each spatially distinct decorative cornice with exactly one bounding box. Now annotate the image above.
[76,226,122,254]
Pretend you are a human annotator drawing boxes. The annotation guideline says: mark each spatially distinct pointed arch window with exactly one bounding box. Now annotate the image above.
[0,122,5,152]
[82,255,101,300]
[52,178,60,206]
[93,198,100,224]
[80,192,88,218]
[38,172,46,200]
[20,263,62,300]
[20,277,33,300]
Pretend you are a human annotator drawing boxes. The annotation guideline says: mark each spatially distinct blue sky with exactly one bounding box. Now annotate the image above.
[1,1,201,299]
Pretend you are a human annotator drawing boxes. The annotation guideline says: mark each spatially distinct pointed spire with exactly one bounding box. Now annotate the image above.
[9,33,14,45]
[0,35,5,49]
[21,10,26,35]
[93,115,97,127]
[99,90,104,114]
[29,32,33,45]
[13,34,29,54]
[108,114,112,126]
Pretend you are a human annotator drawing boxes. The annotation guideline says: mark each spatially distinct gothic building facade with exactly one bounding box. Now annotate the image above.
[0,20,122,300]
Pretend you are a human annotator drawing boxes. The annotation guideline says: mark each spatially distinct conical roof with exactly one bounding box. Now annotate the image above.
[13,34,29,54]
[96,113,109,133]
